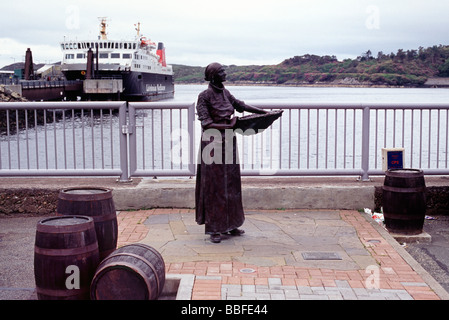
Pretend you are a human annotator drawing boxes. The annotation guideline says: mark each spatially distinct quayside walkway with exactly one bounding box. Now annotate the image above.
[117,208,448,300]
[1,176,449,300]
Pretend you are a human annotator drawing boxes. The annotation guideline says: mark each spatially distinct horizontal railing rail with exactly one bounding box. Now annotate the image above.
[1,101,449,181]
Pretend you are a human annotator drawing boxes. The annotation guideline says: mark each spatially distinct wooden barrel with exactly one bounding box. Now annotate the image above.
[382,169,427,235]
[57,187,118,260]
[90,244,165,300]
[34,216,100,300]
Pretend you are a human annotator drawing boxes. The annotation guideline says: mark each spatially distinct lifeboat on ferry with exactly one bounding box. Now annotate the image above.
[140,37,156,48]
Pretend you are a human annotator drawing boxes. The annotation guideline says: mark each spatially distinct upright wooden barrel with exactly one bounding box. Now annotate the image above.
[382,169,427,235]
[34,216,100,300]
[57,187,118,260]
[90,244,165,300]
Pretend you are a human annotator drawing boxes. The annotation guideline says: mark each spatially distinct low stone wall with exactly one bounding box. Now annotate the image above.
[0,189,58,215]
[0,185,448,216]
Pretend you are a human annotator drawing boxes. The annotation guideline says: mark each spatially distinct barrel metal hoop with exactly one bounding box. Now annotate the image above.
[36,286,89,298]
[35,242,99,257]
[382,185,426,193]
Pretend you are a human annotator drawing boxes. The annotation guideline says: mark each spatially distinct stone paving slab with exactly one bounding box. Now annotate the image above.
[115,209,449,300]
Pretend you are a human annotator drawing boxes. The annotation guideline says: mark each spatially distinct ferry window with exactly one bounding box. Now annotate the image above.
[115,43,119,49]
[61,44,65,50]
[123,54,132,59]
[111,53,120,59]
[100,53,109,59]
[76,53,85,59]
[65,54,75,59]
[133,43,137,50]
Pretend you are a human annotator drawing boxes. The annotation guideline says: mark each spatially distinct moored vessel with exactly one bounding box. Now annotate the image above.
[60,19,174,101]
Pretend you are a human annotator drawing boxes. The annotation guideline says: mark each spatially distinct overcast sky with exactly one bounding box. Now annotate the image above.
[0,0,448,68]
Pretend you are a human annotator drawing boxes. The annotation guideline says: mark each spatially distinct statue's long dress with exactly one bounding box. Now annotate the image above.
[195,83,248,234]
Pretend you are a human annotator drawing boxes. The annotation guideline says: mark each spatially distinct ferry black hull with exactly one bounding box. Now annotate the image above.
[62,69,174,101]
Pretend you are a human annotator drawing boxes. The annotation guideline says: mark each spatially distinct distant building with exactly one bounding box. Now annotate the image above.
[0,70,15,84]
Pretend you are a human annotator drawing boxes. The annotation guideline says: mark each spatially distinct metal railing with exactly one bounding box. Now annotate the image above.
[1,101,449,181]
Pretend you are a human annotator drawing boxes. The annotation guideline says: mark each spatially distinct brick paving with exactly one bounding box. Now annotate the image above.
[116,209,444,300]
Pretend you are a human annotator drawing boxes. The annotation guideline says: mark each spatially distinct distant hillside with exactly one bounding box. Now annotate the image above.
[173,44,449,87]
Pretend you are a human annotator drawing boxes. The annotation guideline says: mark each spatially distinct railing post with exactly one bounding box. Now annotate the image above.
[361,106,370,181]
[118,102,131,182]
[188,102,196,176]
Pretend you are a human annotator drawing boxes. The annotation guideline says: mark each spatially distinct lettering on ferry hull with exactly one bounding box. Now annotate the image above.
[146,84,166,92]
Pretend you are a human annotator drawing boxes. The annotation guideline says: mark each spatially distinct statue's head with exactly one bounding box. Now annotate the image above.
[205,62,226,83]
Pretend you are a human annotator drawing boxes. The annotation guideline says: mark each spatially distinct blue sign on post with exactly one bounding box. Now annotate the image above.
[387,151,403,169]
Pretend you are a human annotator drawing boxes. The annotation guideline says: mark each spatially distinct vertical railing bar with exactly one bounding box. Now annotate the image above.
[279,109,282,171]
[316,109,319,169]
[384,109,387,148]
[419,109,423,168]
[177,108,181,170]
[25,110,30,169]
[437,109,440,168]
[402,109,405,148]
[352,109,356,168]
[141,109,146,170]
[72,109,76,170]
[151,109,155,170]
[428,109,432,168]
[288,109,291,169]
[53,110,58,169]
[161,109,164,170]
[325,109,328,169]
[343,109,347,169]
[393,109,396,147]
[370,109,379,169]
[63,110,67,169]
[170,109,173,170]
[91,109,95,169]
[307,109,310,169]
[81,109,86,169]
[334,109,337,169]
[446,110,449,168]
[110,109,114,169]
[297,108,301,169]
[100,109,104,169]
[44,110,48,169]
[35,110,39,169]
[16,110,20,169]
[410,109,414,168]
[6,110,11,169]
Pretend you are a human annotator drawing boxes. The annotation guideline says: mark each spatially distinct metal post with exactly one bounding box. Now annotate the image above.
[118,102,131,182]
[361,106,371,181]
[188,103,196,176]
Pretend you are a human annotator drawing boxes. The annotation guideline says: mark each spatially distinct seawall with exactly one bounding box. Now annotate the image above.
[0,176,448,215]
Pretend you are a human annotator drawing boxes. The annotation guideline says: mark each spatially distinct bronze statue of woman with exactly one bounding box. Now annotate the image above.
[195,62,268,243]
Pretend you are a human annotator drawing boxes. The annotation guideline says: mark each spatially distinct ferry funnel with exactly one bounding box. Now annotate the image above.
[157,43,167,67]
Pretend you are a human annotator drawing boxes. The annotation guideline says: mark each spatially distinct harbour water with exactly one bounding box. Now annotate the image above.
[173,84,449,104]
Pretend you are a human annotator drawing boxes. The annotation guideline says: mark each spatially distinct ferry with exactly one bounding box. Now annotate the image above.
[60,19,174,101]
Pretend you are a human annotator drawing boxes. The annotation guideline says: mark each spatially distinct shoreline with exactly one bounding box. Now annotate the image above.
[174,81,431,89]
